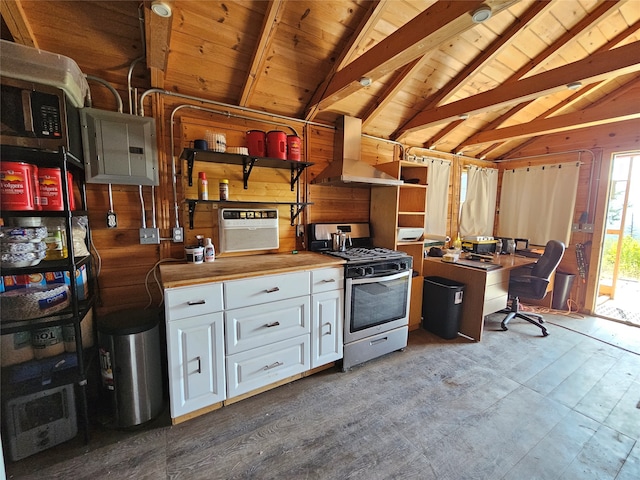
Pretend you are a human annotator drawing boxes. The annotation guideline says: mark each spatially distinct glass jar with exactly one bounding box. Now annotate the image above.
[45,225,68,260]
[219,179,229,201]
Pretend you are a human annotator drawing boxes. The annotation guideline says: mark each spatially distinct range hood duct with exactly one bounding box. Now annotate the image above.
[312,116,403,187]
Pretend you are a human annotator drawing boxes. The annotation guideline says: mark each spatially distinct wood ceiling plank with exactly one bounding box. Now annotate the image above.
[394,0,551,140]
[463,90,640,147]
[309,0,518,114]
[401,41,640,134]
[0,0,37,47]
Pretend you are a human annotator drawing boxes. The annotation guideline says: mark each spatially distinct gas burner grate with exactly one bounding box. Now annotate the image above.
[324,246,409,262]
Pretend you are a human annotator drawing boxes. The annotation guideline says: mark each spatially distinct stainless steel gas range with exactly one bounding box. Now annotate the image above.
[309,223,412,371]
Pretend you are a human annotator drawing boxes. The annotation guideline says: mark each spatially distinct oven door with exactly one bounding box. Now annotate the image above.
[344,270,411,344]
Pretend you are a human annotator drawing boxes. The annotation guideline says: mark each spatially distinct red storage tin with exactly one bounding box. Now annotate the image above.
[246,130,266,157]
[38,167,63,210]
[1,161,39,211]
[37,167,73,211]
[287,135,301,161]
[267,130,287,160]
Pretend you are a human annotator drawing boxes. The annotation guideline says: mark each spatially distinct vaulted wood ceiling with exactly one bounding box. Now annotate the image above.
[2,0,639,160]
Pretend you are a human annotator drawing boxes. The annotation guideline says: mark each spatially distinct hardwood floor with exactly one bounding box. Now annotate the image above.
[5,312,640,480]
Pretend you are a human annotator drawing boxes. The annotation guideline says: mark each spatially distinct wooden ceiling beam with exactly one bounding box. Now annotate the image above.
[463,89,640,147]
[307,0,517,115]
[145,0,173,71]
[400,41,640,134]
[457,16,640,156]
[306,0,385,121]
[0,0,37,47]
[239,0,284,107]
[395,0,551,142]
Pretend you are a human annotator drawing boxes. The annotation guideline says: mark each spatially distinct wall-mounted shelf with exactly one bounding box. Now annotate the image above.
[180,149,313,191]
[186,199,313,229]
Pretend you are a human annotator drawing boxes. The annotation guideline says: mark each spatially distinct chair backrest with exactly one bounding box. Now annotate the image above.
[531,240,565,280]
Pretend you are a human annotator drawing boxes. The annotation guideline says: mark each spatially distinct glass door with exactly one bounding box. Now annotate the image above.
[597,152,640,324]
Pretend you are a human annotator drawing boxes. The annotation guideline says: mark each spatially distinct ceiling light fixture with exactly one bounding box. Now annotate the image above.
[567,81,582,91]
[459,113,469,120]
[359,77,372,87]
[151,1,172,18]
[471,6,492,23]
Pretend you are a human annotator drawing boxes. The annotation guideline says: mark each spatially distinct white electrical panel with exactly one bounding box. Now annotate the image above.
[80,108,159,186]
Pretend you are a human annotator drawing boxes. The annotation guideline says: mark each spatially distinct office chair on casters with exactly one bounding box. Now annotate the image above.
[501,240,566,337]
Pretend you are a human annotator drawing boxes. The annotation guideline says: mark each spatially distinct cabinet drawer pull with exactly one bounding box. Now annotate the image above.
[187,300,206,305]
[265,287,280,293]
[262,361,284,371]
[265,321,280,328]
[321,278,336,283]
[323,322,332,335]
[195,356,202,374]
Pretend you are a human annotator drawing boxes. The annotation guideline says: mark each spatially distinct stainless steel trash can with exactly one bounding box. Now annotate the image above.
[98,308,163,427]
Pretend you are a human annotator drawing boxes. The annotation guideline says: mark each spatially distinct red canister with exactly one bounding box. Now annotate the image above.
[246,130,266,157]
[287,135,301,161]
[0,161,38,211]
[38,167,64,210]
[267,130,287,160]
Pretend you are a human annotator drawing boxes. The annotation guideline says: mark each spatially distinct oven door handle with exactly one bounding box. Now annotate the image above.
[348,270,411,284]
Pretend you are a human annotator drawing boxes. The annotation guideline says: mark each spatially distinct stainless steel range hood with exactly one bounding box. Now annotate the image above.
[312,116,403,187]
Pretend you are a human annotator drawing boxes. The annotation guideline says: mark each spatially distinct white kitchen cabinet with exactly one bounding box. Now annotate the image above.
[310,268,344,368]
[165,283,225,419]
[311,289,343,368]
[226,334,310,398]
[225,296,310,355]
[224,271,310,309]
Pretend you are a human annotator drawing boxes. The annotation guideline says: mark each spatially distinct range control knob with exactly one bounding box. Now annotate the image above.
[364,267,375,276]
[400,262,408,270]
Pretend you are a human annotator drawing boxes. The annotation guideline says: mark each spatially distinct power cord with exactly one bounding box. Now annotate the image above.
[144,258,183,309]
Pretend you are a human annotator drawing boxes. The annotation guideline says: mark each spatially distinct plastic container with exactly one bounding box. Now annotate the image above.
[246,130,266,157]
[219,179,229,201]
[0,39,89,108]
[552,272,576,310]
[204,237,215,262]
[97,308,164,427]
[422,276,465,339]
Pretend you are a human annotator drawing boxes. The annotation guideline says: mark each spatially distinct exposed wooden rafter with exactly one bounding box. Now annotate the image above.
[145,0,173,72]
[307,0,518,115]
[400,41,640,135]
[0,0,37,47]
[239,0,284,107]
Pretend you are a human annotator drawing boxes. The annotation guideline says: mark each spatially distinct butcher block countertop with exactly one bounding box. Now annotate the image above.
[160,251,345,288]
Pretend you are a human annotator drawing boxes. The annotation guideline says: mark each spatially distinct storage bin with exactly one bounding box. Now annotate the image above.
[422,276,465,339]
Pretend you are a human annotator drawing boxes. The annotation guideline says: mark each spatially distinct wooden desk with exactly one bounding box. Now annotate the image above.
[423,255,537,341]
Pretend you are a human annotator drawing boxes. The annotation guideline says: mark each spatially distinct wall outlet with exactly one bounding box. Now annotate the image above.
[139,227,160,244]
[572,223,580,232]
[296,225,304,237]
[581,223,594,233]
[172,227,184,243]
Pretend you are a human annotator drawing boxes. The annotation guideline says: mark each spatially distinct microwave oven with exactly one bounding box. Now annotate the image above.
[3,383,77,461]
[0,76,82,155]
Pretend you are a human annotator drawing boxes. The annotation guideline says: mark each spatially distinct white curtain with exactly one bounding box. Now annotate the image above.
[498,162,580,246]
[459,166,498,237]
[425,158,451,236]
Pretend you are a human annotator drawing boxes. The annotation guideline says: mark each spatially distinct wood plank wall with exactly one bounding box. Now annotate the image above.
[85,87,640,319]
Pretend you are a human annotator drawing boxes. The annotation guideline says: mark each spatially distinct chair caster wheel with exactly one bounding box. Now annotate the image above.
[501,324,508,331]
[542,330,549,337]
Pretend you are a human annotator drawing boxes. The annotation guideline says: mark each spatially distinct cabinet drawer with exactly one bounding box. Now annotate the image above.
[225,296,310,354]
[224,271,310,309]
[165,283,224,321]
[311,267,343,294]
[226,334,310,398]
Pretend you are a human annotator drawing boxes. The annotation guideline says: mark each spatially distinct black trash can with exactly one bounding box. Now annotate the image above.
[422,276,465,339]
[552,272,576,310]
[98,308,164,427]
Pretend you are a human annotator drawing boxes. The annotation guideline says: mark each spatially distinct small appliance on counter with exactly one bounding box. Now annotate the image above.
[461,236,497,254]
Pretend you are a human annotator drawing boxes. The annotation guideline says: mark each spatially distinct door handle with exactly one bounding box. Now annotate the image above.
[195,356,202,374]
[187,300,206,305]
[265,321,280,328]
[323,322,332,335]
[265,287,280,293]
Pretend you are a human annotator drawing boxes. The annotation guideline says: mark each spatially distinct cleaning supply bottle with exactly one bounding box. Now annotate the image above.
[198,172,208,200]
[204,237,215,262]
[453,233,462,250]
